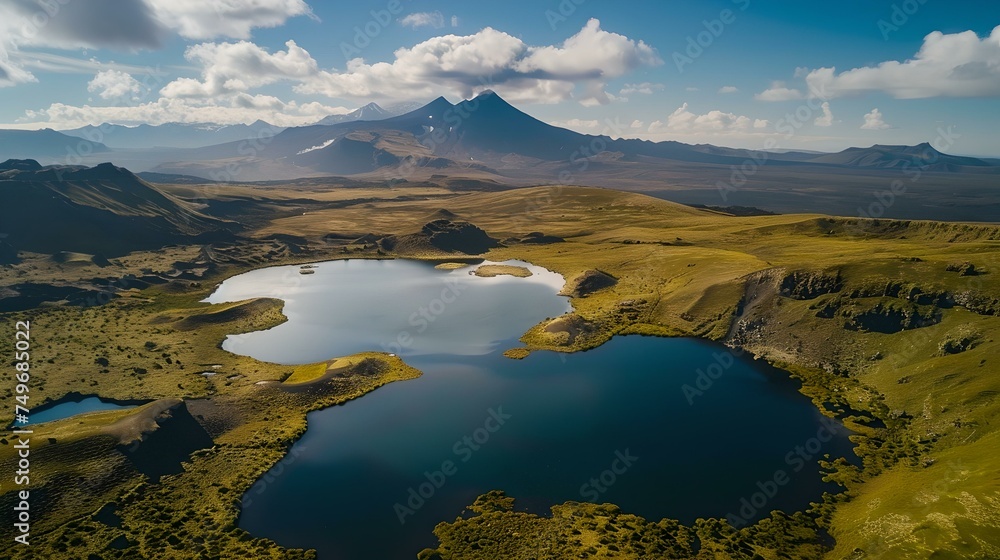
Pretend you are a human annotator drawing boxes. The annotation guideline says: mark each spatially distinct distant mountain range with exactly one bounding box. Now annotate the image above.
[61,120,285,150]
[49,102,421,150]
[3,93,996,180]
[146,91,996,180]
[1,92,998,223]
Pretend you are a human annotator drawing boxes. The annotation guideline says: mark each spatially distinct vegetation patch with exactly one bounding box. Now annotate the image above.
[472,264,532,278]
[418,491,827,560]
[502,347,531,359]
[937,326,984,355]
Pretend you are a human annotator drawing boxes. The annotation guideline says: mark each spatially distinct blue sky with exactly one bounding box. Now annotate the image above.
[1,0,999,155]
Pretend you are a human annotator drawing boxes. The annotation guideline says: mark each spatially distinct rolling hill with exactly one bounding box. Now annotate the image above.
[804,143,994,171]
[0,159,235,256]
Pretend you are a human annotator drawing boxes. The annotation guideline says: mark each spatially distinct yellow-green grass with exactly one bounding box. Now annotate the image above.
[502,347,532,359]
[284,354,392,384]
[472,264,532,278]
[2,184,999,559]
[284,361,331,384]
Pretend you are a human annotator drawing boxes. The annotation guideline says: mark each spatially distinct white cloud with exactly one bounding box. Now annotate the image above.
[649,103,759,134]
[19,95,348,128]
[581,90,627,106]
[0,0,314,90]
[146,0,315,40]
[619,82,663,95]
[814,101,834,126]
[11,18,660,127]
[0,0,167,51]
[861,108,891,130]
[0,0,312,48]
[513,19,660,103]
[297,27,525,101]
[754,81,804,101]
[753,119,769,129]
[160,40,318,98]
[400,12,445,29]
[0,46,36,87]
[630,119,644,129]
[88,69,145,100]
[9,51,158,76]
[718,86,739,94]
[299,19,661,105]
[805,26,1000,99]
[550,118,601,131]
[685,87,699,92]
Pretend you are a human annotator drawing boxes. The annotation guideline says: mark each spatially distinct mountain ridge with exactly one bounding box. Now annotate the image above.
[0,160,235,256]
[61,120,285,150]
[313,102,394,126]
[233,91,997,175]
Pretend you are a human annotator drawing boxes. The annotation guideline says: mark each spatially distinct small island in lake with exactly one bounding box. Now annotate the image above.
[472,264,533,278]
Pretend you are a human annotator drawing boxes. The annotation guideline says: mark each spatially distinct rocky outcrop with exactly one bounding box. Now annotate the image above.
[560,270,617,298]
[381,220,500,255]
[842,300,941,334]
[946,262,982,276]
[422,220,499,253]
[780,271,843,300]
[938,328,983,355]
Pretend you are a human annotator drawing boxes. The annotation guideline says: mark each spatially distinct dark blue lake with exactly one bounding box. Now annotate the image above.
[207,259,855,560]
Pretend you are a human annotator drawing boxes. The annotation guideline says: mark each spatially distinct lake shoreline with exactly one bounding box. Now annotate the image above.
[214,256,863,559]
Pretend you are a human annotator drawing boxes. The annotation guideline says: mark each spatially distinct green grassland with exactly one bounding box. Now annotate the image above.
[1,184,998,558]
